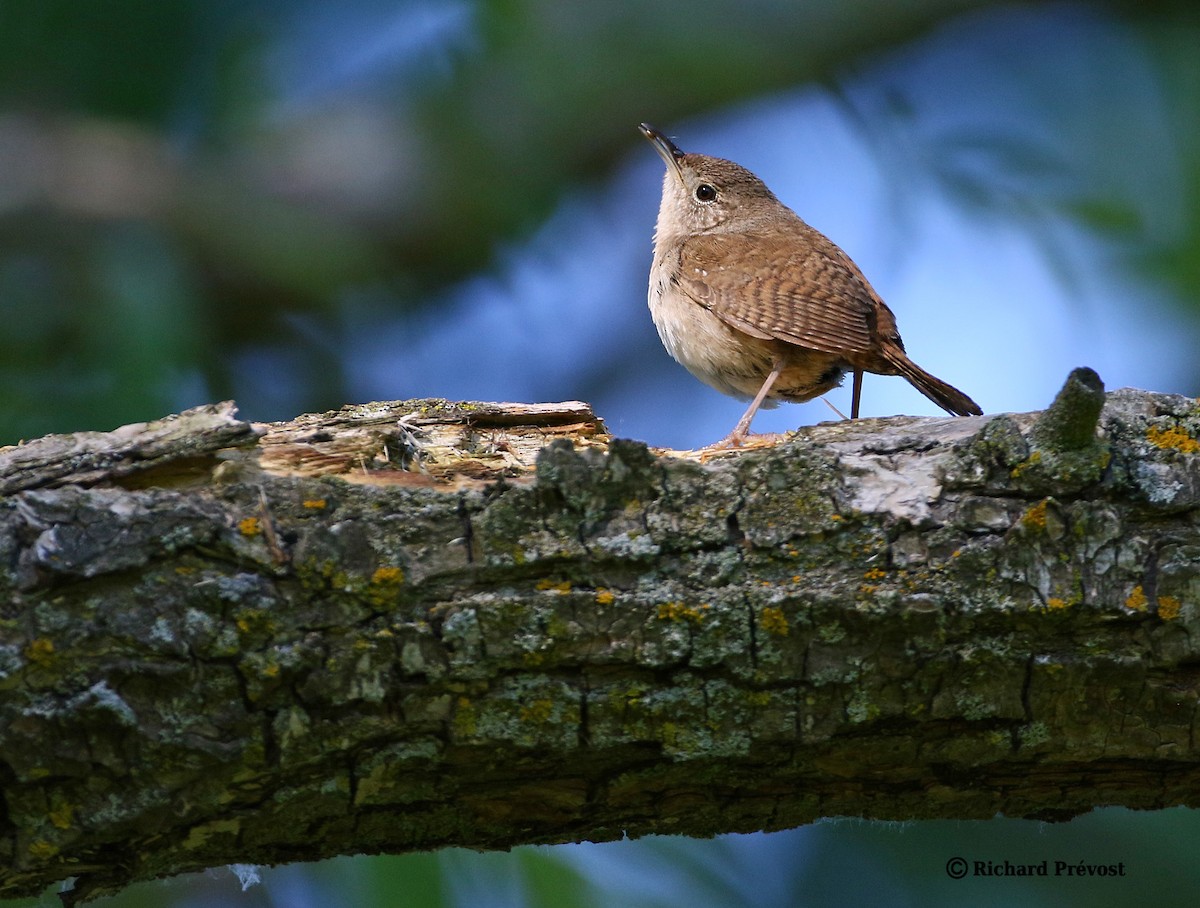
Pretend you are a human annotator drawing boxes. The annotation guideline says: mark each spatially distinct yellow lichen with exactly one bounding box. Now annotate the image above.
[1157,596,1183,621]
[238,516,262,537]
[536,579,572,593]
[1146,424,1200,454]
[520,699,555,724]
[595,589,615,605]
[1125,585,1148,612]
[48,803,74,830]
[302,498,328,510]
[183,818,240,849]
[657,601,709,625]
[24,638,55,667]
[364,565,405,607]
[1010,450,1043,479]
[760,607,790,637]
[234,609,275,636]
[863,567,887,582]
[1046,597,1069,610]
[371,566,404,585]
[452,697,477,738]
[27,840,58,860]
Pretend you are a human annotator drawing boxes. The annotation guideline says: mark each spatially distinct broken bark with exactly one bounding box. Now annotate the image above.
[2,373,1200,904]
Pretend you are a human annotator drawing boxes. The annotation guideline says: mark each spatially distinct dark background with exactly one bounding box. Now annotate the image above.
[3,1,1199,904]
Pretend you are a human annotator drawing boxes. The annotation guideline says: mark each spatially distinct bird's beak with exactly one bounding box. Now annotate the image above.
[639,123,686,183]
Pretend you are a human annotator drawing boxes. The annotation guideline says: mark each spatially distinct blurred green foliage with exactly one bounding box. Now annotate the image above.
[3,0,1196,444]
[2,1,1200,905]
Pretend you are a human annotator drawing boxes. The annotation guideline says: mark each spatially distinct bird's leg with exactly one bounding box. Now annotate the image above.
[713,359,785,448]
[851,369,863,419]
[821,397,849,420]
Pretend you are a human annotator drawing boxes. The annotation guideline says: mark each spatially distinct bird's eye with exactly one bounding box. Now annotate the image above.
[694,183,717,202]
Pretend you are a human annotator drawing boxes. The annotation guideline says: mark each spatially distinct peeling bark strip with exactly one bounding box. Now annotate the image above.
[2,378,1200,903]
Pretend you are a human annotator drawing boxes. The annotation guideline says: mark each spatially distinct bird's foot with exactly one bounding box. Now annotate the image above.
[706,430,786,452]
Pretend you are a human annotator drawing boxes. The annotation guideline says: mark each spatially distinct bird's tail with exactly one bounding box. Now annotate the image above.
[882,345,982,417]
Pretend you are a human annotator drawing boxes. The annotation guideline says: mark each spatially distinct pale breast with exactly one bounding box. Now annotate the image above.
[649,258,849,404]
[649,268,779,401]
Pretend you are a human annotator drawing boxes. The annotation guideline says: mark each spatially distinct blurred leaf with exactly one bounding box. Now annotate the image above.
[0,1,202,122]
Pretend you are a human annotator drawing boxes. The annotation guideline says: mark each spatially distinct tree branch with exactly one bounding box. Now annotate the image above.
[3,373,1200,904]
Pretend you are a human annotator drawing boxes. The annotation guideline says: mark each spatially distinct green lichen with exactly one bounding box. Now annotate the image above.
[1019,722,1052,748]
[846,690,881,724]
[955,692,995,721]
[1030,367,1105,452]
[817,623,846,644]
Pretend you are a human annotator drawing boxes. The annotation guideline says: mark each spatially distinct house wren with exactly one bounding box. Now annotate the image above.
[640,123,981,446]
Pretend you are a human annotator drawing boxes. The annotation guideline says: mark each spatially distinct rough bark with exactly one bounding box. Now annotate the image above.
[2,372,1200,904]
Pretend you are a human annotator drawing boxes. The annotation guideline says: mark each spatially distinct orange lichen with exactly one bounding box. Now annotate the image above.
[1021,499,1049,531]
[1125,585,1148,612]
[1046,597,1069,610]
[863,567,887,582]
[595,589,615,605]
[302,498,328,510]
[238,516,262,537]
[536,579,572,593]
[760,607,790,636]
[1157,596,1182,621]
[1146,424,1200,454]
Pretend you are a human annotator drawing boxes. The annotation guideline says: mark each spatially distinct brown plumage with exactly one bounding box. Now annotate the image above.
[640,123,981,446]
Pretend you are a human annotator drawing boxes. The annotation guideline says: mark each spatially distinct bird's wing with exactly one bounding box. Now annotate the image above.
[675,231,889,356]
